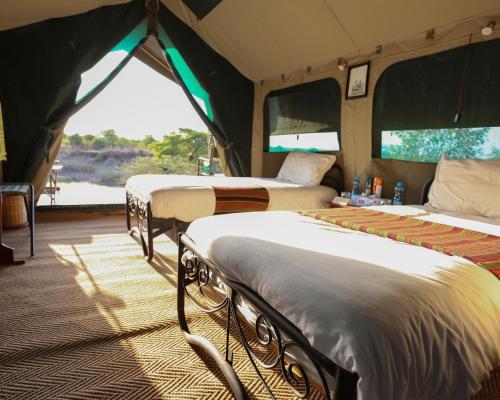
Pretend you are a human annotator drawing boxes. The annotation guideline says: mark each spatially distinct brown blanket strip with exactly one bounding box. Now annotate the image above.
[213,186,269,215]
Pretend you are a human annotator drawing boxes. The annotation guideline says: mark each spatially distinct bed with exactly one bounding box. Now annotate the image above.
[126,154,343,261]
[176,157,500,399]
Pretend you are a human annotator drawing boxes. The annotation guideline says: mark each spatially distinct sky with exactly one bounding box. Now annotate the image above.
[65,51,208,140]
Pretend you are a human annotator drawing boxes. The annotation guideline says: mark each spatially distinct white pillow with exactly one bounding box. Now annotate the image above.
[276,152,336,186]
[428,156,500,220]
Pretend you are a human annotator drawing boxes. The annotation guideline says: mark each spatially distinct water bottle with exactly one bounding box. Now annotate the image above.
[365,176,374,196]
[352,176,361,195]
[392,181,405,205]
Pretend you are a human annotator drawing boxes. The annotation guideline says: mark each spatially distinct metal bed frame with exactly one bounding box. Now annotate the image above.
[126,191,189,261]
[419,177,434,205]
[177,234,358,399]
[126,164,344,262]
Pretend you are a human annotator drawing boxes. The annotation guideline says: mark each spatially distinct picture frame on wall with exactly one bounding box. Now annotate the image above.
[346,62,370,99]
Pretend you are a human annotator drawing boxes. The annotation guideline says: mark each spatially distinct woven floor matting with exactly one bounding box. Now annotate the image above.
[0,214,497,399]
[0,215,322,399]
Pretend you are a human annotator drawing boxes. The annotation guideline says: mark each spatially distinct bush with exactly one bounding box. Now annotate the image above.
[68,134,83,147]
[95,168,124,186]
[122,155,197,177]
[92,137,107,150]
[59,129,210,187]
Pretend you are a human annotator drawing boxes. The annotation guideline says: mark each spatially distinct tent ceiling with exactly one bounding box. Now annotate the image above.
[0,1,130,30]
[162,0,500,81]
[136,36,175,81]
[2,0,500,81]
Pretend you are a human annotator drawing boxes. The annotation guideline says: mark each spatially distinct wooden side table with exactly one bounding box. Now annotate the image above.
[0,183,35,258]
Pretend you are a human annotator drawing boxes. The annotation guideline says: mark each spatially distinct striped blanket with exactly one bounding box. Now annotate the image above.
[213,187,269,215]
[300,208,500,278]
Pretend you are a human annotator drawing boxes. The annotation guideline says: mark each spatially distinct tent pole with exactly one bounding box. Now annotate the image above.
[145,0,159,36]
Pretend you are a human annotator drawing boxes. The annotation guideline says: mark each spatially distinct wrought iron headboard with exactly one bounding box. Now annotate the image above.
[419,177,434,205]
[321,164,344,194]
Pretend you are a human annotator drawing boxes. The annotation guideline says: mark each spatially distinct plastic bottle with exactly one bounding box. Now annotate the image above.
[392,181,405,205]
[374,177,383,198]
[352,176,361,195]
[365,177,373,196]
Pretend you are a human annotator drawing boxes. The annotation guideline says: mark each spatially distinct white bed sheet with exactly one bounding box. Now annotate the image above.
[126,174,336,222]
[186,206,500,400]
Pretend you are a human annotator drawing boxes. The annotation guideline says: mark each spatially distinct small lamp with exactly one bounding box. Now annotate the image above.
[337,58,347,71]
[481,21,496,36]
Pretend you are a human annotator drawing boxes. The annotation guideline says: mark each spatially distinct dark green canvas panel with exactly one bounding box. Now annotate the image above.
[157,26,214,121]
[264,79,341,148]
[76,19,148,103]
[372,37,500,157]
[181,0,223,20]
[0,0,146,182]
[158,4,254,176]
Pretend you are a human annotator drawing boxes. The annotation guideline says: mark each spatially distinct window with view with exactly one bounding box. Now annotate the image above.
[265,78,341,152]
[381,128,500,162]
[372,37,500,162]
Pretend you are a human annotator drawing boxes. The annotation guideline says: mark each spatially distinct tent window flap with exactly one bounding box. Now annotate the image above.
[76,19,148,103]
[373,37,500,162]
[264,78,341,153]
[157,4,254,176]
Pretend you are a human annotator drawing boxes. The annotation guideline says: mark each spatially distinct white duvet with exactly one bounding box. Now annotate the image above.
[186,206,500,400]
[126,174,336,222]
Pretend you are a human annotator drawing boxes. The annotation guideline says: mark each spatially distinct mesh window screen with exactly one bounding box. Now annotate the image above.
[373,38,500,162]
[264,78,341,152]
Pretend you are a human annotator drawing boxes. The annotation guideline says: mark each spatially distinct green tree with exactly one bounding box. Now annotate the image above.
[142,135,156,146]
[178,128,209,161]
[384,128,489,162]
[148,129,209,161]
[68,134,83,148]
[489,147,500,159]
[82,134,96,149]
[100,129,118,147]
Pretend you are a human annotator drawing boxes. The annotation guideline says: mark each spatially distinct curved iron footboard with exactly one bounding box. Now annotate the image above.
[126,190,187,261]
[177,234,358,399]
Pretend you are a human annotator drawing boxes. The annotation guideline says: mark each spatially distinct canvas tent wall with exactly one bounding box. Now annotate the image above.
[0,0,253,197]
[163,0,500,202]
[1,0,500,203]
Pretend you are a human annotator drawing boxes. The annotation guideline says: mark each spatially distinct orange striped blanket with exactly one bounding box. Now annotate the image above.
[300,208,500,278]
[213,187,269,215]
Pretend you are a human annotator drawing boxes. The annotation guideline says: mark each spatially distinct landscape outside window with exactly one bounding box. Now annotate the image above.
[269,131,340,153]
[38,53,218,206]
[381,127,500,162]
[266,78,341,153]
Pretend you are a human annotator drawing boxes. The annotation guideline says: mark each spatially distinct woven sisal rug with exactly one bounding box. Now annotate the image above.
[0,214,497,399]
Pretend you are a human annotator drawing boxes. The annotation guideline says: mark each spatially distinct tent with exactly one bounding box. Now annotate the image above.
[1,0,499,201]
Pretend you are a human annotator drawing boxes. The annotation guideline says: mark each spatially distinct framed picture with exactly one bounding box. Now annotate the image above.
[346,62,370,99]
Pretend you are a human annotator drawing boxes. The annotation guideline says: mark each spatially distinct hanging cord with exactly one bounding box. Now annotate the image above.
[455,34,473,123]
[145,0,159,36]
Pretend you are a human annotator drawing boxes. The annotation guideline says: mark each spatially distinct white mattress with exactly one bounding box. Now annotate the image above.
[126,174,336,222]
[186,206,500,400]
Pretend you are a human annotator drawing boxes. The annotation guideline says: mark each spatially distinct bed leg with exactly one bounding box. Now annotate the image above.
[126,191,131,231]
[146,202,154,262]
[177,236,249,400]
[133,200,149,258]
[336,369,358,399]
